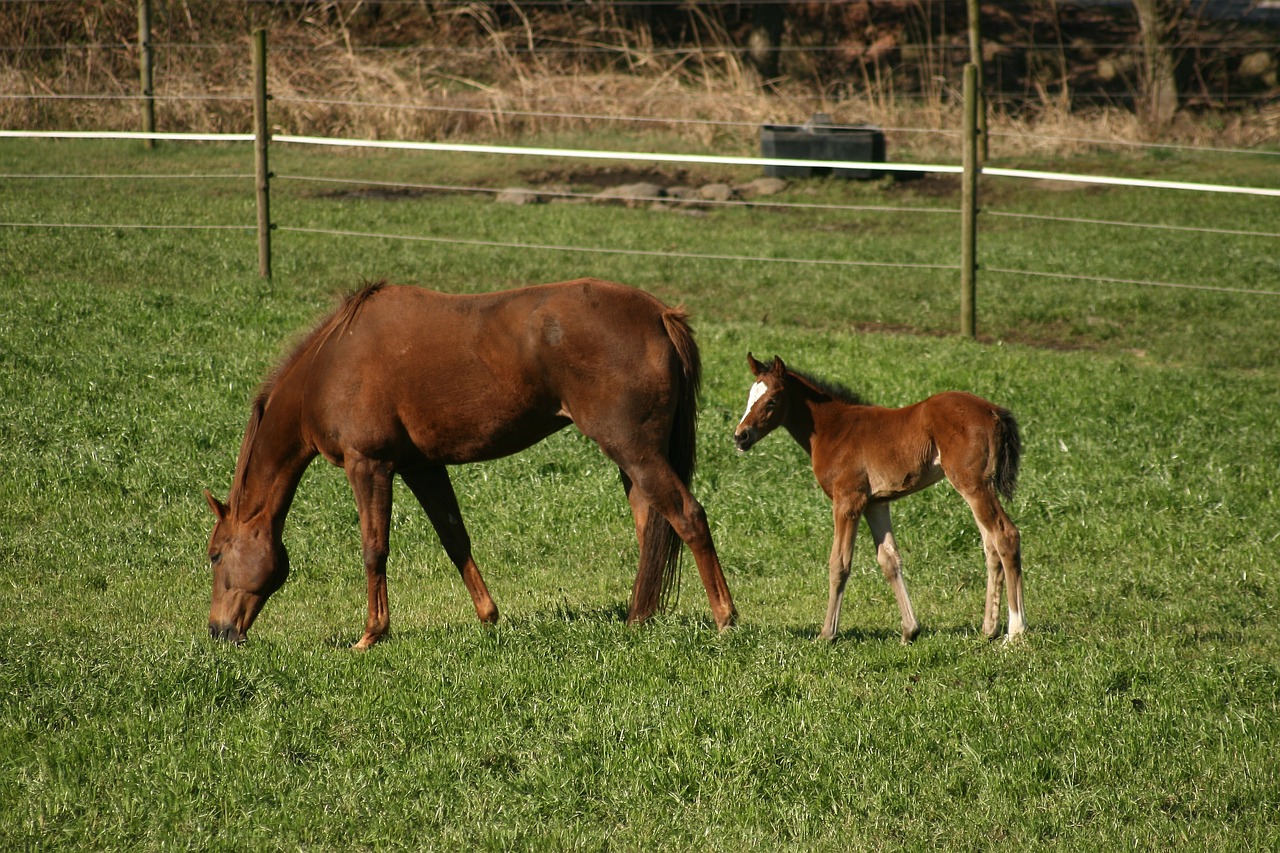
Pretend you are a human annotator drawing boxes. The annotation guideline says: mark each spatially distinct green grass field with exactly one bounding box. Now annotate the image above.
[2,138,1278,850]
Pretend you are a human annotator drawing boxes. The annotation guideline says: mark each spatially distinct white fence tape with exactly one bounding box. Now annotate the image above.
[5,129,1277,197]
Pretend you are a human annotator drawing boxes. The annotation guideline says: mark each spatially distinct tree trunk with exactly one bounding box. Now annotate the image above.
[746,2,785,89]
[1133,0,1179,129]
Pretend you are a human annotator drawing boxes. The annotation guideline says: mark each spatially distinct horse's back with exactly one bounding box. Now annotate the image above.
[301,280,686,464]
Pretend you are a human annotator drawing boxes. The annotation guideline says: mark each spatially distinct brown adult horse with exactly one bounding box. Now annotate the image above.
[204,279,737,647]
[733,354,1024,643]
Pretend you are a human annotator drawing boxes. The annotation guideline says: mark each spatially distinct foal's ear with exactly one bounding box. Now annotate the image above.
[204,489,228,522]
[770,355,786,376]
[747,352,766,376]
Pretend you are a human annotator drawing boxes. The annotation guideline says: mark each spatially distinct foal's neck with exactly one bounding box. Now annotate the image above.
[781,383,825,458]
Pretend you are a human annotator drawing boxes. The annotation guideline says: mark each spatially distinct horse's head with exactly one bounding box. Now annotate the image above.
[204,490,289,643]
[734,352,788,453]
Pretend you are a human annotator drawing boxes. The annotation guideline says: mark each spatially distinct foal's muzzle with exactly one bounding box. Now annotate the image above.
[734,428,757,453]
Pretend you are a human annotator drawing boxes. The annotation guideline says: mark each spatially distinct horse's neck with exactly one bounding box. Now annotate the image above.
[230,400,314,532]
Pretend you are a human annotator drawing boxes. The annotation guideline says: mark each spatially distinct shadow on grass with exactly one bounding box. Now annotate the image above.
[316,611,1057,650]
[781,621,1053,645]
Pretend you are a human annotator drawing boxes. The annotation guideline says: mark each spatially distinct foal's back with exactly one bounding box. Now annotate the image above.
[812,391,1011,502]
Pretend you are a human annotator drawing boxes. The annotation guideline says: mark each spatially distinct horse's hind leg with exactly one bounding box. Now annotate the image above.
[864,502,920,643]
[345,455,395,650]
[615,457,736,630]
[401,465,499,625]
[618,470,659,619]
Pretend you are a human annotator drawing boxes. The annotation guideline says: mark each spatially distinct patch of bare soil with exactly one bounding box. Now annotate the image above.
[849,318,1106,354]
[884,173,960,197]
[315,186,442,201]
[520,165,703,189]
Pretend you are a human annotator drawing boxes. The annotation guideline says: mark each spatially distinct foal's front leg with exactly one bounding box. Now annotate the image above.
[819,497,862,641]
[864,502,920,643]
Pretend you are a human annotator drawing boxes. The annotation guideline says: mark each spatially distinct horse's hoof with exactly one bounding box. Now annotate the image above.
[351,632,383,651]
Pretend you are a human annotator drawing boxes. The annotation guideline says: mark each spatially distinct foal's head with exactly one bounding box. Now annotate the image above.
[734,353,789,452]
[204,490,290,643]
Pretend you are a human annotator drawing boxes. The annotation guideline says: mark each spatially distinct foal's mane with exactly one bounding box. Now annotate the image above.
[759,357,869,406]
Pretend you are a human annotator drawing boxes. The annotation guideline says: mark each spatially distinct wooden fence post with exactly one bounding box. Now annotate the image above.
[137,0,155,149]
[960,63,979,339]
[966,0,987,162]
[253,28,272,279]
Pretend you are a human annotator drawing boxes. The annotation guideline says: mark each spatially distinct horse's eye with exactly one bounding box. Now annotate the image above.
[210,552,223,566]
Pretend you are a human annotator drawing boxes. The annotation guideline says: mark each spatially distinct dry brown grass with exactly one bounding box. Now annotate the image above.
[2,1,1276,161]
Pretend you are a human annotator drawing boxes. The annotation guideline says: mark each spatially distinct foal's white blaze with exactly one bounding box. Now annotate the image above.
[739,381,767,427]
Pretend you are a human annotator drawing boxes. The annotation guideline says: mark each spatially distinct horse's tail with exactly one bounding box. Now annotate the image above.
[994,406,1021,502]
[631,306,700,616]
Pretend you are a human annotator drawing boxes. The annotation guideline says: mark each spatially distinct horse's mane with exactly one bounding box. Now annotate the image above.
[253,279,388,410]
[227,280,387,511]
[759,357,869,406]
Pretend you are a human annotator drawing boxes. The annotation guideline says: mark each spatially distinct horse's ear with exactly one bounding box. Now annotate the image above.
[204,489,227,522]
[771,355,786,376]
[747,352,765,376]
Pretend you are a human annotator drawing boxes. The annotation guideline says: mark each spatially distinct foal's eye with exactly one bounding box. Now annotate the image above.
[210,552,223,566]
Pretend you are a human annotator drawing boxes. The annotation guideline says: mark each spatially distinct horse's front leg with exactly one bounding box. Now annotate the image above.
[345,455,395,650]
[402,465,498,625]
[864,502,920,643]
[819,497,862,641]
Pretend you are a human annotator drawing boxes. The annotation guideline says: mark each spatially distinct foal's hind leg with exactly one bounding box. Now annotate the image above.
[401,465,499,626]
[345,455,395,650]
[959,486,1024,640]
[864,502,921,643]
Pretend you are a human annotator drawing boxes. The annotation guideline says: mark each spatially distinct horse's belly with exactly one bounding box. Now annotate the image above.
[404,408,572,464]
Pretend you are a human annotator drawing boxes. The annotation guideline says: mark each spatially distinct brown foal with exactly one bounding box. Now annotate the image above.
[733,353,1024,643]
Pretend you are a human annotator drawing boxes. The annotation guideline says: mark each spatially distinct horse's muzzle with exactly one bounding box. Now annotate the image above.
[208,622,245,644]
[734,429,757,453]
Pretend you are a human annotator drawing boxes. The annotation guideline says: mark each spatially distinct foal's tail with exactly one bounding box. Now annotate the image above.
[994,407,1022,502]
[631,307,700,616]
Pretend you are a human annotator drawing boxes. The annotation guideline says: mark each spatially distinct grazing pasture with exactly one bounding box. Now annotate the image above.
[1,139,1277,849]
